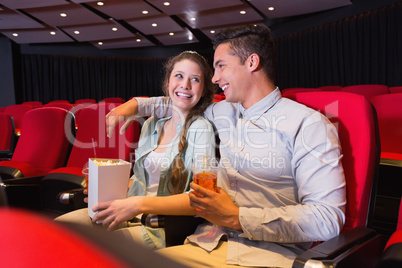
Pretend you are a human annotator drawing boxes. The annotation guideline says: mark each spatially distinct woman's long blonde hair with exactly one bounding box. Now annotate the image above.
[162,51,215,195]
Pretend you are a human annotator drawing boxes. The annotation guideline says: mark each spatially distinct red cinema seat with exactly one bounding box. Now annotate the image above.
[102,97,125,103]
[0,208,188,268]
[281,87,321,95]
[369,93,402,160]
[389,87,402,94]
[284,92,380,233]
[40,102,140,213]
[318,85,343,91]
[0,112,16,160]
[284,92,383,267]
[375,199,402,268]
[44,102,74,112]
[75,98,96,104]
[4,104,33,135]
[22,101,43,108]
[341,84,389,99]
[48,100,70,104]
[0,107,74,179]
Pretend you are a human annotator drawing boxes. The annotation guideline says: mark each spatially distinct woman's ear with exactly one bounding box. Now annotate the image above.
[248,53,260,72]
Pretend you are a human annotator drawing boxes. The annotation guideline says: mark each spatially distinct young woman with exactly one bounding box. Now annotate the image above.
[56,51,216,249]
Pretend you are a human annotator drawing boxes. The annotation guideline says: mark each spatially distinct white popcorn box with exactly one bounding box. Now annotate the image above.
[88,158,131,218]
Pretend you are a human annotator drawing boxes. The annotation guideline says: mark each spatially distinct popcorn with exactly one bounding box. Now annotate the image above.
[92,159,124,166]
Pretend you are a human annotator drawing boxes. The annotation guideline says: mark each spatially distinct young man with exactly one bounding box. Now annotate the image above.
[106,25,346,268]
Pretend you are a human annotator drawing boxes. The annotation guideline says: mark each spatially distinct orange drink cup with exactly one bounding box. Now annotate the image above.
[193,171,218,196]
[191,157,219,196]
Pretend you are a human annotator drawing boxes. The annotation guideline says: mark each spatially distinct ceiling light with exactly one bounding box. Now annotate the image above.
[50,31,56,35]
[112,27,118,31]
[136,39,141,42]
[268,7,275,11]
[190,17,196,21]
[169,32,174,36]
[164,2,170,6]
[98,42,103,45]
[240,11,246,15]
[12,33,18,37]
[152,23,157,27]
[60,13,67,17]
[188,35,193,41]
[74,31,80,35]
[97,2,104,6]
[142,10,148,14]
[210,30,215,34]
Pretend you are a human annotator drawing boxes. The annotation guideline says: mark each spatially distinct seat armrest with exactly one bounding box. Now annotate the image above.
[0,166,24,180]
[292,227,386,268]
[141,214,205,247]
[57,188,87,208]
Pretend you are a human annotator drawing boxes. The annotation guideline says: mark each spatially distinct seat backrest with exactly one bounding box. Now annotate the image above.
[4,104,33,131]
[0,208,188,268]
[75,99,97,105]
[48,100,70,104]
[44,102,74,112]
[0,112,15,152]
[11,107,74,175]
[389,87,402,94]
[318,85,343,91]
[102,97,125,103]
[341,84,389,99]
[282,87,321,95]
[284,92,380,232]
[66,103,140,169]
[22,101,43,108]
[370,93,402,159]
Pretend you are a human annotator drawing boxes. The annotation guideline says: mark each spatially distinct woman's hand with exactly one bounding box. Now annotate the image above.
[106,98,139,138]
[83,188,88,203]
[91,196,142,231]
[189,182,241,231]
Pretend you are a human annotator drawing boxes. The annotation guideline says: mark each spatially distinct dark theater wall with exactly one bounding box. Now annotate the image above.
[274,2,402,89]
[0,0,401,106]
[0,37,16,107]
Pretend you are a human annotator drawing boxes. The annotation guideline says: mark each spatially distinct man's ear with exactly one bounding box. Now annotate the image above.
[247,53,260,72]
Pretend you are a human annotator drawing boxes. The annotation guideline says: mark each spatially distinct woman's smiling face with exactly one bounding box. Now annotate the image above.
[168,58,204,117]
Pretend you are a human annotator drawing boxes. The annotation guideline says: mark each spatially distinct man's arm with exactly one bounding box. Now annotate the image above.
[106,97,218,137]
[106,97,171,137]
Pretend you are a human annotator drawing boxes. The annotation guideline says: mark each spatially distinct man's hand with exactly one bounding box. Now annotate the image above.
[106,98,139,138]
[189,182,241,231]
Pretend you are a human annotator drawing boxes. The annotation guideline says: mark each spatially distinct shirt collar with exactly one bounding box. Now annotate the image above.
[239,87,281,119]
[153,116,185,135]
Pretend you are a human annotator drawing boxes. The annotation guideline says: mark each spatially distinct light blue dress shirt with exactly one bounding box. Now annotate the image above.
[136,88,346,267]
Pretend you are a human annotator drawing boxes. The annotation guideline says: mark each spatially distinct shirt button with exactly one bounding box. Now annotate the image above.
[229,232,234,238]
[230,182,235,188]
